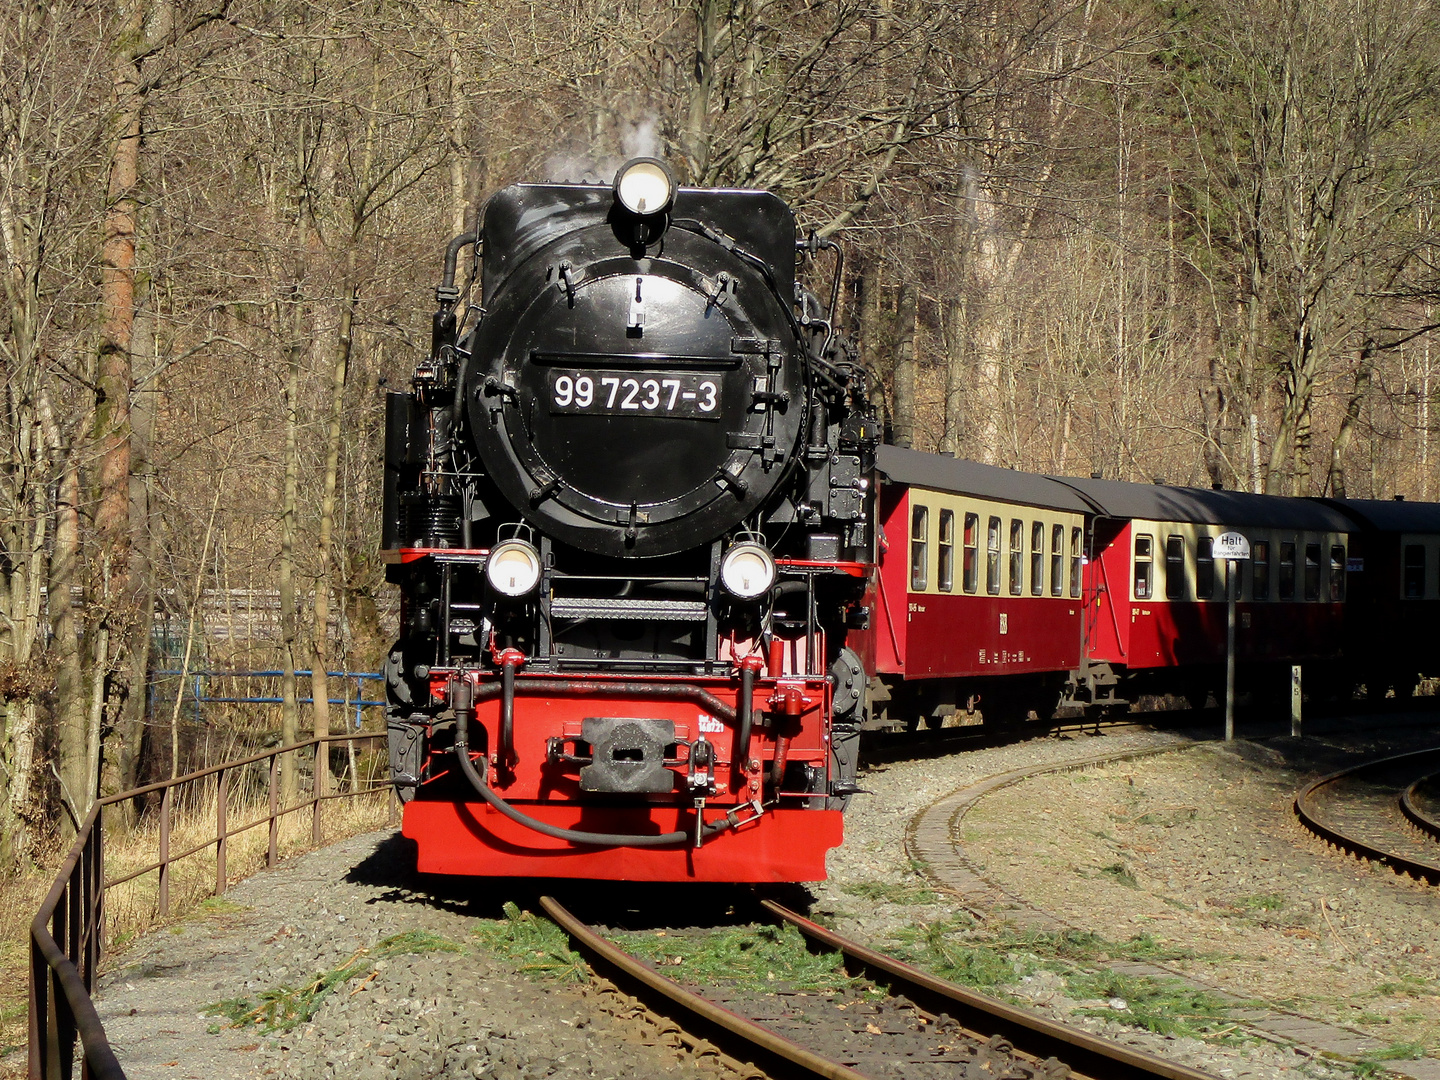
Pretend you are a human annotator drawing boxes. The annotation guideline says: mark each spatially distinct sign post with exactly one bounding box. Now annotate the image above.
[1215,532,1251,742]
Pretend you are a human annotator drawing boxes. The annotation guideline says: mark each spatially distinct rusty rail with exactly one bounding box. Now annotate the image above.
[29,732,394,1080]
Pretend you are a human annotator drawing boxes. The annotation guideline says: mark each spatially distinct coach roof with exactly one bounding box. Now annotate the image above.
[1323,498,1440,533]
[876,446,1095,514]
[1050,474,1354,531]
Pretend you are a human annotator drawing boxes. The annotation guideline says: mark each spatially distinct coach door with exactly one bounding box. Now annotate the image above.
[1082,518,1130,666]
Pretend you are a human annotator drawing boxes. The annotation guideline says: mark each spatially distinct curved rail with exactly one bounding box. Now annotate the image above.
[1398,773,1440,843]
[1294,748,1440,885]
[761,901,1216,1080]
[539,895,1216,1080]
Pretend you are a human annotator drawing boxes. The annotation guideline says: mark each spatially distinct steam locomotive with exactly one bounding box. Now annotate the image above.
[383,160,878,881]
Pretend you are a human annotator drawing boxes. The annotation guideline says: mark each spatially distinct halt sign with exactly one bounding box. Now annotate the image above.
[1215,531,1250,560]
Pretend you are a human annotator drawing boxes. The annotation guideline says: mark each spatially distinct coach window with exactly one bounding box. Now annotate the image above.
[1009,519,1024,595]
[1070,527,1083,598]
[987,516,1002,595]
[1165,535,1186,599]
[1051,524,1064,596]
[1031,522,1045,595]
[938,510,955,593]
[1196,536,1215,600]
[1133,534,1153,600]
[1304,543,1321,601]
[910,505,929,591]
[1404,544,1425,599]
[1279,541,1296,600]
[963,513,979,593]
[1253,540,1270,600]
[1329,544,1346,601]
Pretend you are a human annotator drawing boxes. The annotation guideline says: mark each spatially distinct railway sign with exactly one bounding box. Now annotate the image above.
[1215,531,1250,560]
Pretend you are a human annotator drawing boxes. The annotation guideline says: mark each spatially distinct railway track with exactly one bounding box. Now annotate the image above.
[1294,747,1440,883]
[1400,772,1440,841]
[539,895,1217,1080]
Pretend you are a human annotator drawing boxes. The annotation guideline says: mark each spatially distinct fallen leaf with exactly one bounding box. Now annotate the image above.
[865,1022,883,1035]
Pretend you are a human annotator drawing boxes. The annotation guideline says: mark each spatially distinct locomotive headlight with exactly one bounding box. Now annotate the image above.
[720,542,776,599]
[614,158,675,217]
[486,540,542,597]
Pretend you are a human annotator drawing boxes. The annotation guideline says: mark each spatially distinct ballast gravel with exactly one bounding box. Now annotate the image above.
[809,715,1440,1080]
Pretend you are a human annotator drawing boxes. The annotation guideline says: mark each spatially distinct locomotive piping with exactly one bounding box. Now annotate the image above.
[438,231,478,298]
[500,656,517,767]
[736,663,756,771]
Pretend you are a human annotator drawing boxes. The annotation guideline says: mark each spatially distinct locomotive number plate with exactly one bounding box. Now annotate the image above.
[546,369,722,420]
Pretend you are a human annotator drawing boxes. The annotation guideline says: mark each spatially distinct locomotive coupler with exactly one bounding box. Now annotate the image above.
[687,737,716,794]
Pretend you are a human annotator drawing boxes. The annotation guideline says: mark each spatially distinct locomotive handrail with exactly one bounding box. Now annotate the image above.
[30,732,393,1080]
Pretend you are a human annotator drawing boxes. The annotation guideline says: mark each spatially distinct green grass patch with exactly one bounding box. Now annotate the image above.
[840,881,942,905]
[197,896,247,915]
[1067,969,1244,1039]
[619,922,854,992]
[1098,863,1138,888]
[1353,1042,1430,1077]
[205,930,462,1033]
[1373,977,1429,998]
[470,902,586,982]
[891,917,1022,989]
[891,919,1208,1012]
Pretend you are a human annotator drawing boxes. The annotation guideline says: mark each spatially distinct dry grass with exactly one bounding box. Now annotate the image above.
[0,741,396,1076]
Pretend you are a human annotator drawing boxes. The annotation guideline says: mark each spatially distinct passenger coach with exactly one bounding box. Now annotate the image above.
[1055,478,1353,706]
[871,447,1093,726]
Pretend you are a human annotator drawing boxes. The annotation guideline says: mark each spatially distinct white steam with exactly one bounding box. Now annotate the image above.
[545,114,664,184]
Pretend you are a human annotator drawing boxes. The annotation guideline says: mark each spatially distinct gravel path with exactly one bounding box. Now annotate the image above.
[94,833,722,1080]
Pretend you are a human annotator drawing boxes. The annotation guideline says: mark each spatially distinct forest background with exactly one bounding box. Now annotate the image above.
[1,0,1438,868]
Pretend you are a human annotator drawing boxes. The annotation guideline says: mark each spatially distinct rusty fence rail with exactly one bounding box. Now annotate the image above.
[29,732,395,1080]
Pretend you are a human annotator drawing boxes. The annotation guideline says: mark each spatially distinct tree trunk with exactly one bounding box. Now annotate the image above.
[94,9,145,765]
[310,282,358,795]
[858,260,889,437]
[41,395,88,833]
[686,0,719,182]
[940,295,966,455]
[118,298,157,807]
[1328,341,1377,499]
[891,282,918,449]
[279,344,301,803]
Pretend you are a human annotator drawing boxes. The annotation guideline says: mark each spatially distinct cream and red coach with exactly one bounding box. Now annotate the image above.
[870,447,1093,725]
[1056,477,1353,704]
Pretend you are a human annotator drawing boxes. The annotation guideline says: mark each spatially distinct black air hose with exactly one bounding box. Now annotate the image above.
[453,705,735,848]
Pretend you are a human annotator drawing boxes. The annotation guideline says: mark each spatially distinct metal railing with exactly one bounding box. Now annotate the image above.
[30,732,395,1080]
[149,669,385,732]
